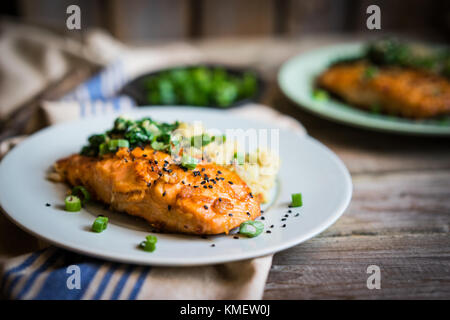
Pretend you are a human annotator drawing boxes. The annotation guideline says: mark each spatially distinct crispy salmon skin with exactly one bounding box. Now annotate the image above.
[317,61,450,119]
[54,146,261,235]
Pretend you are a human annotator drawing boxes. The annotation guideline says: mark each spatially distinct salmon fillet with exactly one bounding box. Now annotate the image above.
[317,61,450,119]
[54,146,261,235]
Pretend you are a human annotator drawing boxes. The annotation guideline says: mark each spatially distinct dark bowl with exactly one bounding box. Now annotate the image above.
[119,64,265,109]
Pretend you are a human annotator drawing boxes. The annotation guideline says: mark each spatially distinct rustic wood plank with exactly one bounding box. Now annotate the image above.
[105,0,191,41]
[321,170,450,237]
[264,233,450,299]
[200,0,275,37]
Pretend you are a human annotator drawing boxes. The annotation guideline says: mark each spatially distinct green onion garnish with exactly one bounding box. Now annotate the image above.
[92,216,108,233]
[233,152,245,165]
[291,193,303,207]
[181,153,198,170]
[65,195,81,212]
[239,220,264,238]
[108,139,129,149]
[363,66,379,80]
[71,186,91,205]
[140,235,158,252]
[151,140,166,151]
[312,89,329,101]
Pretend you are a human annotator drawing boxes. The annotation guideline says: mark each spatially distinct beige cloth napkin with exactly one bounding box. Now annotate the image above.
[0,22,305,300]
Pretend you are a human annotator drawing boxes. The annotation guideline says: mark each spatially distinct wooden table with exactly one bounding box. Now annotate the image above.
[197,37,450,299]
[4,36,449,299]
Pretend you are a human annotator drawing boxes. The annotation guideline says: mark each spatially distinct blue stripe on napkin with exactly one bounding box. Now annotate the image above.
[1,248,152,300]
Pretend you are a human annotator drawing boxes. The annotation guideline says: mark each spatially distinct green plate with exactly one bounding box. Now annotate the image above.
[278,43,450,136]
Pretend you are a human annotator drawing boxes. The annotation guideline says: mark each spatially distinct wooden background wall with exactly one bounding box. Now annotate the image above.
[2,0,449,42]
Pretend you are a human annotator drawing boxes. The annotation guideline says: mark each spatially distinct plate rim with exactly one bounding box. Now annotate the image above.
[278,42,450,136]
[0,107,352,266]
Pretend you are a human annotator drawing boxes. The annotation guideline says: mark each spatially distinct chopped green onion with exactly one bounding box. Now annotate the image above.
[291,193,303,207]
[140,235,158,252]
[363,66,378,80]
[108,139,129,149]
[145,235,158,244]
[239,220,264,238]
[312,89,329,101]
[191,134,213,148]
[65,195,81,212]
[99,142,109,156]
[151,140,166,150]
[71,186,91,204]
[233,152,245,165]
[181,153,198,170]
[92,216,108,233]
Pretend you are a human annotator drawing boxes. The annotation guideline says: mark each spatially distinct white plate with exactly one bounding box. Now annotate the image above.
[0,107,352,266]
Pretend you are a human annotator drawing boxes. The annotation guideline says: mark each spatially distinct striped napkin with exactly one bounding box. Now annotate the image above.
[0,31,305,300]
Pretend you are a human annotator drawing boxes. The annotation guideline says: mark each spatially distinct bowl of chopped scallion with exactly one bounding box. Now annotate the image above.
[120,65,264,108]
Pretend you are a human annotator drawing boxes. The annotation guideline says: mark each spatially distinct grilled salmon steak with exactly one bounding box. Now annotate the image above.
[317,61,450,119]
[54,146,261,235]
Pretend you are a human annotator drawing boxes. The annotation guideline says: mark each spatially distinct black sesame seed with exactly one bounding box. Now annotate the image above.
[218,198,222,202]
[249,193,253,198]
[194,186,199,188]
[203,186,207,189]
[261,216,265,220]
[143,154,147,157]
[201,168,205,172]
[45,203,51,207]
[147,182,151,187]
[181,180,185,184]
[229,213,233,217]
[266,230,271,234]
[281,218,286,221]
[288,210,292,213]
[295,213,300,217]
[154,160,158,164]
[168,205,171,210]
[211,244,215,247]
[282,224,286,228]
[204,205,208,209]
[217,170,222,174]
[233,236,239,239]
[246,212,251,216]
[162,191,166,197]
[284,214,289,218]
[208,185,213,189]
[270,225,274,228]
[228,181,233,185]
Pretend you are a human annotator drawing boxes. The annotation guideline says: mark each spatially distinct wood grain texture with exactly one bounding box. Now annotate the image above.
[200,0,275,37]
